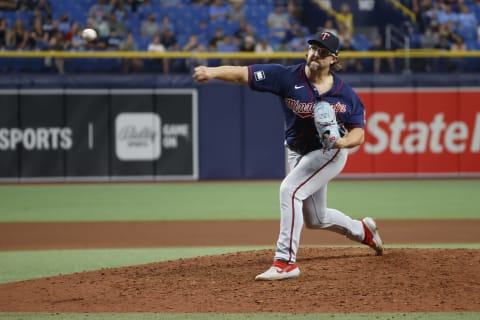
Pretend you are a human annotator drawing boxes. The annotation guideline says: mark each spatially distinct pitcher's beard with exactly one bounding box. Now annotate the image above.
[307,59,328,73]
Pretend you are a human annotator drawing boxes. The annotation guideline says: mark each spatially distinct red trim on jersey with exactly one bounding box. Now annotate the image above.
[247,65,253,86]
[332,78,344,95]
[288,149,341,262]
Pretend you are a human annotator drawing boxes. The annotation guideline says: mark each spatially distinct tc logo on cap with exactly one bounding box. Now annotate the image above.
[320,32,331,40]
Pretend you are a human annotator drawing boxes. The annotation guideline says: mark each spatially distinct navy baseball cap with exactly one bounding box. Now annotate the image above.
[307,32,340,55]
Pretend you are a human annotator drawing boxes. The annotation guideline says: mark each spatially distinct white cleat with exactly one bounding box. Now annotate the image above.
[255,260,300,281]
[361,217,384,256]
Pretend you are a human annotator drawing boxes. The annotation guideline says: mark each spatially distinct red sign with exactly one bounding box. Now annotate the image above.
[342,89,480,177]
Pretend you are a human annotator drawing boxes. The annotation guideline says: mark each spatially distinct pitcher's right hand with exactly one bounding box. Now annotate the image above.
[193,66,212,83]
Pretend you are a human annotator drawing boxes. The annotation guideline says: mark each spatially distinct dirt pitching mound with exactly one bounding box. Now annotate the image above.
[1,247,479,313]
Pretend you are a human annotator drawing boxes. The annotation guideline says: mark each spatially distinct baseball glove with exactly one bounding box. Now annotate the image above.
[313,101,341,150]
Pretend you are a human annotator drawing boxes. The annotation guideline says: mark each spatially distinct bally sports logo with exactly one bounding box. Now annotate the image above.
[115,112,161,161]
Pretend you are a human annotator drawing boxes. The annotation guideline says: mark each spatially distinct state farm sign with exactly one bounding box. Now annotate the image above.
[342,89,480,177]
[365,112,480,154]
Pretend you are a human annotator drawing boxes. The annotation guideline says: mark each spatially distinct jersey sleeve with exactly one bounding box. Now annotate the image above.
[247,64,288,95]
[346,94,366,129]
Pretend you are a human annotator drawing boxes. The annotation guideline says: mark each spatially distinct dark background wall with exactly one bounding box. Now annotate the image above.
[1,73,479,181]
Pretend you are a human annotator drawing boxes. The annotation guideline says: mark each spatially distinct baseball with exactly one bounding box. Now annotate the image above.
[81,28,97,41]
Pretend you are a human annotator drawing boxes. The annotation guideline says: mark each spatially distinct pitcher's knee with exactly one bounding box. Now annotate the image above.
[280,180,308,201]
[280,180,295,199]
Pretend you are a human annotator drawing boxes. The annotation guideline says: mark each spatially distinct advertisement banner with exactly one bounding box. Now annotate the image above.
[0,91,19,178]
[65,90,110,177]
[342,88,480,177]
[19,90,66,178]
[110,89,198,180]
[0,89,198,181]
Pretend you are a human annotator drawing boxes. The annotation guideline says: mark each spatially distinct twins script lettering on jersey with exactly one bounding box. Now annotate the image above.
[284,99,347,118]
[331,102,347,113]
[284,98,316,117]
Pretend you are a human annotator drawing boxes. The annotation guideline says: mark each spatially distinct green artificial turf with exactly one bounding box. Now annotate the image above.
[0,180,479,222]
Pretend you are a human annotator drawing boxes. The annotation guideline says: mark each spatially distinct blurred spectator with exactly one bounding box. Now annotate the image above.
[340,37,362,72]
[66,21,86,50]
[336,23,351,47]
[106,30,123,50]
[147,33,167,73]
[30,17,49,50]
[44,19,60,39]
[48,30,69,51]
[159,15,175,35]
[30,7,45,26]
[456,4,478,42]
[285,20,308,43]
[413,0,433,33]
[125,0,141,13]
[112,0,130,22]
[89,0,112,22]
[209,0,230,22]
[286,0,301,23]
[196,20,209,39]
[161,0,184,7]
[94,16,111,39]
[182,34,201,52]
[217,34,238,65]
[161,28,179,73]
[109,12,126,36]
[0,18,7,48]
[191,0,209,5]
[421,25,439,48]
[268,4,291,40]
[141,13,160,37]
[137,0,154,20]
[182,34,208,72]
[473,0,480,21]
[238,34,255,64]
[239,34,255,52]
[161,28,178,51]
[371,35,395,73]
[433,33,451,72]
[318,18,338,37]
[436,3,457,28]
[337,3,353,36]
[217,34,238,52]
[288,22,308,52]
[7,18,28,49]
[0,0,17,10]
[209,26,225,48]
[47,31,69,74]
[119,32,143,73]
[422,1,442,30]
[58,14,70,34]
[273,39,292,65]
[255,38,273,53]
[229,0,245,23]
[33,0,52,20]
[148,33,166,53]
[254,37,273,63]
[233,19,248,40]
[448,34,467,72]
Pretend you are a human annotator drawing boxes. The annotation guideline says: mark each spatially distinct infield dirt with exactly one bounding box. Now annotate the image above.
[0,220,479,313]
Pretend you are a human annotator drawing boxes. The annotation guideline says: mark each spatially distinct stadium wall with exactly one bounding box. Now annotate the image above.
[0,74,479,181]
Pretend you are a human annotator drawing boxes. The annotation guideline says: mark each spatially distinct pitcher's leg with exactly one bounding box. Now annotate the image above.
[274,149,345,263]
[303,189,364,242]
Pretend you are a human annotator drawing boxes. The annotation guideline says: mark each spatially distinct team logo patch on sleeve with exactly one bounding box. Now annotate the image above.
[254,70,266,81]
